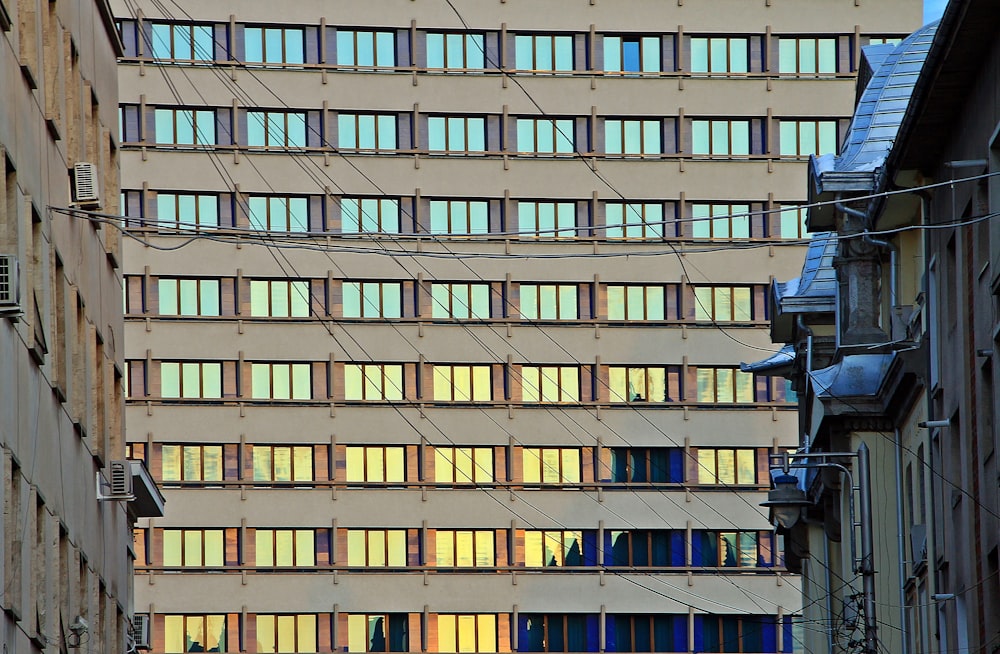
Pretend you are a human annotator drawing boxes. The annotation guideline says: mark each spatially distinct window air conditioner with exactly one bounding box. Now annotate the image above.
[131,614,151,650]
[97,461,134,501]
[71,162,101,207]
[0,254,19,310]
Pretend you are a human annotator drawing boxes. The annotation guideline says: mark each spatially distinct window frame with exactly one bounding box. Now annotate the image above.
[519,284,579,321]
[343,364,405,401]
[432,364,493,402]
[243,25,306,65]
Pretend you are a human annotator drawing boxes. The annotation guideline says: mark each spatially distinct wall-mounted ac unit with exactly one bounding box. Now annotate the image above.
[71,162,100,207]
[0,254,19,310]
[97,460,134,501]
[131,614,150,650]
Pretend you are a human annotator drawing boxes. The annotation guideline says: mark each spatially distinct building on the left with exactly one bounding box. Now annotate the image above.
[0,0,163,652]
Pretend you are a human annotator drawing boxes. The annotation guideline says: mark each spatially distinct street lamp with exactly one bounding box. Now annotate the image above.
[761,443,878,654]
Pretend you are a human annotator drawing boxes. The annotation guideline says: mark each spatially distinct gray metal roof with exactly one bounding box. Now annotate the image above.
[810,22,938,196]
[811,354,895,399]
[740,343,795,374]
[773,232,838,313]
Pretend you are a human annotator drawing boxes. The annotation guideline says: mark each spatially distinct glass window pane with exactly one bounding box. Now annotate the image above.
[692,121,709,154]
[376,32,396,66]
[605,120,622,154]
[604,37,621,71]
[554,36,573,70]
[163,530,182,566]
[698,450,717,484]
[737,449,756,484]
[428,117,446,151]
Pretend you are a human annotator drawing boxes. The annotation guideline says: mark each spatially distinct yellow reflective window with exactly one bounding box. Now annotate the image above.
[386,447,405,482]
[347,531,366,566]
[436,533,454,566]
[183,446,202,480]
[458,614,476,653]
[477,615,497,652]
[297,615,317,652]
[294,446,313,481]
[254,447,273,481]
[203,446,222,481]
[257,531,274,566]
[184,530,202,566]
[438,615,456,654]
[523,448,541,483]
[697,449,716,484]
[736,449,756,484]
[366,448,384,482]
[561,449,580,482]
[369,531,386,566]
[164,615,184,652]
[204,530,224,566]
[345,447,364,482]
[348,615,367,653]
[717,449,736,484]
[387,530,407,566]
[297,530,315,566]
[274,446,292,481]
[276,614,295,652]
[257,615,276,653]
[525,531,543,566]
[163,530,182,566]
[541,448,560,483]
[275,530,294,566]
[162,445,182,481]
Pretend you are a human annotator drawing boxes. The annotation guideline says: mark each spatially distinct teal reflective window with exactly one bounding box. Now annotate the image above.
[690,203,751,240]
[691,120,750,155]
[779,120,838,156]
[777,206,808,239]
[514,34,573,72]
[342,282,403,318]
[426,32,486,69]
[517,201,577,239]
[337,30,396,67]
[690,37,749,73]
[431,283,491,319]
[516,118,575,154]
[605,119,661,155]
[605,202,664,239]
[603,36,660,73]
[157,193,219,229]
[150,23,214,61]
[606,285,666,321]
[341,198,400,234]
[427,117,486,152]
[248,196,309,232]
[338,114,397,150]
[158,279,220,316]
[155,109,216,145]
[247,111,307,147]
[778,38,837,74]
[519,284,578,320]
[244,26,305,64]
[429,200,489,235]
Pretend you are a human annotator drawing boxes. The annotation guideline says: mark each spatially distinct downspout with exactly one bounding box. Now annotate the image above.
[894,427,910,654]
[823,537,837,654]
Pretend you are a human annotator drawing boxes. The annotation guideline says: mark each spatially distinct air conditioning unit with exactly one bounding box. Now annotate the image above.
[131,614,150,651]
[0,254,20,310]
[71,162,101,207]
[96,461,134,501]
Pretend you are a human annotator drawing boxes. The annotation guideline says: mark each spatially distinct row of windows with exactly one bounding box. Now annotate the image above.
[148,612,796,653]
[125,360,796,405]
[126,443,765,487]
[121,191,811,240]
[119,19,899,78]
[128,276,770,323]
[136,527,781,569]
[120,105,842,158]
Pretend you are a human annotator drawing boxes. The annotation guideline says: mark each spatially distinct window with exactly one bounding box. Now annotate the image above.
[775,206,808,239]
[608,448,684,483]
[154,108,216,145]
[251,363,312,400]
[516,119,575,154]
[691,120,750,156]
[247,110,307,147]
[690,37,749,73]
[696,448,757,485]
[435,530,495,567]
[519,284,578,320]
[149,23,214,61]
[433,365,493,402]
[778,37,837,74]
[347,614,410,652]
[606,285,669,321]
[604,36,660,73]
[691,531,769,568]
[605,203,664,239]
[521,366,580,403]
[343,281,403,318]
[345,446,406,483]
[696,367,754,403]
[248,196,309,232]
[429,200,489,235]
[690,203,751,240]
[605,119,661,155]
[342,198,401,234]
[517,201,577,239]
[519,614,598,652]
[514,35,573,72]
[694,615,790,653]
[434,447,494,484]
[431,283,491,319]
[779,120,837,156]
[250,280,311,317]
[867,36,903,46]
[426,32,486,69]
[522,448,581,483]
[256,615,317,654]
[244,26,305,64]
[346,529,407,566]
[344,364,404,400]
[162,529,224,567]
[157,193,220,229]
[523,531,592,567]
[252,445,314,482]
[608,366,680,403]
[337,30,396,68]
[160,362,222,398]
[607,531,681,567]
[255,529,316,566]
[693,286,754,322]
[161,445,223,482]
[163,615,229,653]
[427,116,487,152]
[158,278,220,316]
[435,615,497,653]
[607,615,688,653]
[338,114,398,150]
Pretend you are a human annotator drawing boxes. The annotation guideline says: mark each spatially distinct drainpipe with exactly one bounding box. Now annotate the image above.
[894,427,910,654]
[797,316,814,378]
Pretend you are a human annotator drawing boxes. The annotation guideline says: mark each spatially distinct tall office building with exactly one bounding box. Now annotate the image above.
[113,1,920,652]
[1,0,161,651]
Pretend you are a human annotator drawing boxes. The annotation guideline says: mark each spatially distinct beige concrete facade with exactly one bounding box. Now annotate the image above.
[114,1,921,652]
[0,0,132,652]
